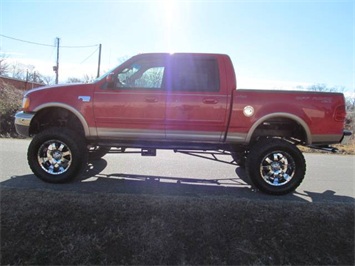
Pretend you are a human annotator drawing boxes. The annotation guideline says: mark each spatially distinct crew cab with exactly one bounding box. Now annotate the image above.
[15,53,351,195]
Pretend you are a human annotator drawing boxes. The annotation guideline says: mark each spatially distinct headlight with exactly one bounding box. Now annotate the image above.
[22,97,30,111]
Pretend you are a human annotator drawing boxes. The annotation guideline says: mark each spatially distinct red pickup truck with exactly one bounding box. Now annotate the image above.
[15,53,351,195]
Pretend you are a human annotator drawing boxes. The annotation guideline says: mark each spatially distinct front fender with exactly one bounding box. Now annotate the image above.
[33,102,93,137]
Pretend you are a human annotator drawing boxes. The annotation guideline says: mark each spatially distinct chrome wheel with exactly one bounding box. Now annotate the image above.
[28,128,88,183]
[260,151,295,186]
[246,138,306,195]
[37,140,72,175]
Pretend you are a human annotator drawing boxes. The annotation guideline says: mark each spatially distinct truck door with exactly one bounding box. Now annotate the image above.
[93,56,166,140]
[166,55,229,142]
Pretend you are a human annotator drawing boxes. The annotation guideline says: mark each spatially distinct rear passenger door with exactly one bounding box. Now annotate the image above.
[165,55,229,142]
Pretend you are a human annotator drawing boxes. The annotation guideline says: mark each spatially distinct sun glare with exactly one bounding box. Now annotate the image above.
[162,0,178,52]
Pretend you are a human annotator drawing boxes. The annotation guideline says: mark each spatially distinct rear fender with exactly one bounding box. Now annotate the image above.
[246,112,312,144]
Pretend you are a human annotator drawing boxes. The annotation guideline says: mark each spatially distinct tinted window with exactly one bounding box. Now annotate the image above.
[172,57,219,92]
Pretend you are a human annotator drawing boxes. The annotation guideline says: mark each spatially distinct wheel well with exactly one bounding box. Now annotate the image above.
[250,117,308,144]
[29,107,85,137]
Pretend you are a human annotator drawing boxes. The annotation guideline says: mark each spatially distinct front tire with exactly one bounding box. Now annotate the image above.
[28,128,88,183]
[231,150,248,168]
[246,138,306,195]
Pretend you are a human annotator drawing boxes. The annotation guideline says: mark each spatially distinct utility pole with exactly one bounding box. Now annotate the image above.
[97,44,102,78]
[53,37,60,84]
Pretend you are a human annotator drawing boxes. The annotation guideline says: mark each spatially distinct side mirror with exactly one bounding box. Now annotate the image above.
[106,72,115,88]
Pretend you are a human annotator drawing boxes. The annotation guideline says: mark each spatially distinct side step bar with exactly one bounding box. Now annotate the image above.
[141,149,157,156]
[307,145,339,153]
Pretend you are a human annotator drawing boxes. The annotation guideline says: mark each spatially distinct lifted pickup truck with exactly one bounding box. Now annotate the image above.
[15,53,351,195]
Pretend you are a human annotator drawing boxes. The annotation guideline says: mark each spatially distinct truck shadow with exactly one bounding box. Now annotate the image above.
[2,159,354,204]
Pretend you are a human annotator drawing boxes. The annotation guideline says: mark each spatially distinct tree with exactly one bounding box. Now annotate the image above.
[66,77,82,83]
[83,74,95,83]
[0,52,10,76]
[41,75,53,85]
[302,84,354,137]
[0,80,23,136]
[8,62,46,84]
[10,62,29,80]
[305,83,344,93]
[65,74,96,84]
[345,92,355,111]
[27,71,45,84]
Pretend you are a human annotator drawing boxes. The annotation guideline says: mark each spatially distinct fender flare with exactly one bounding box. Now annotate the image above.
[33,102,91,137]
[246,112,312,145]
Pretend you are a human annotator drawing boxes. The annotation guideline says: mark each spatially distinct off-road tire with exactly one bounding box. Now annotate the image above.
[246,138,306,195]
[28,127,88,183]
[231,150,248,168]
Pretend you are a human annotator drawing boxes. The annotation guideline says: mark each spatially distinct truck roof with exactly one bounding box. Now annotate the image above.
[131,52,231,59]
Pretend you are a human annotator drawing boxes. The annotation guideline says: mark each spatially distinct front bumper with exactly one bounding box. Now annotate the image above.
[341,130,352,145]
[14,111,34,137]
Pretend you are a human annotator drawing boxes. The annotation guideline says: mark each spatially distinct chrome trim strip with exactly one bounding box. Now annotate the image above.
[88,127,98,137]
[312,134,342,144]
[97,128,223,141]
[97,128,165,139]
[225,132,247,143]
[166,130,222,141]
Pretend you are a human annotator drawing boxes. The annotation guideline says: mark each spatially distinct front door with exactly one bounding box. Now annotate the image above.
[94,56,166,140]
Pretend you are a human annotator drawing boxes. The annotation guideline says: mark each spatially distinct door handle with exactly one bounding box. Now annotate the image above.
[145,97,158,103]
[203,98,218,104]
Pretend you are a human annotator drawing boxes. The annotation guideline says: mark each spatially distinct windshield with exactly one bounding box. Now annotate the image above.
[94,65,119,82]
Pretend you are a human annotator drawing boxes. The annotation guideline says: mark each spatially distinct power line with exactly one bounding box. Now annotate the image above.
[0,34,99,48]
[62,44,99,48]
[0,34,54,47]
[80,46,100,64]
[1,34,102,82]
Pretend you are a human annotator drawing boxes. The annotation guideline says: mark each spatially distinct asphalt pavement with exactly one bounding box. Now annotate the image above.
[1,138,354,203]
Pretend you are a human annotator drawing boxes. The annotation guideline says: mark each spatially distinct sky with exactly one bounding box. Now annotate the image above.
[0,0,354,94]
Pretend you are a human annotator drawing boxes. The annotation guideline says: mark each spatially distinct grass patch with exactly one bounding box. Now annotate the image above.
[1,188,354,265]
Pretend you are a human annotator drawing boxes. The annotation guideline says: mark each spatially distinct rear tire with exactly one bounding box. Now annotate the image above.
[28,128,88,183]
[246,138,306,195]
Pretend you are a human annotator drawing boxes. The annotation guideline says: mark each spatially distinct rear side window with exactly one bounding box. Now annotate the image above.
[172,57,220,92]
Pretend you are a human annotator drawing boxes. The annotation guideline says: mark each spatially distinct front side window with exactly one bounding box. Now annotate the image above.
[172,57,220,92]
[116,59,165,89]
